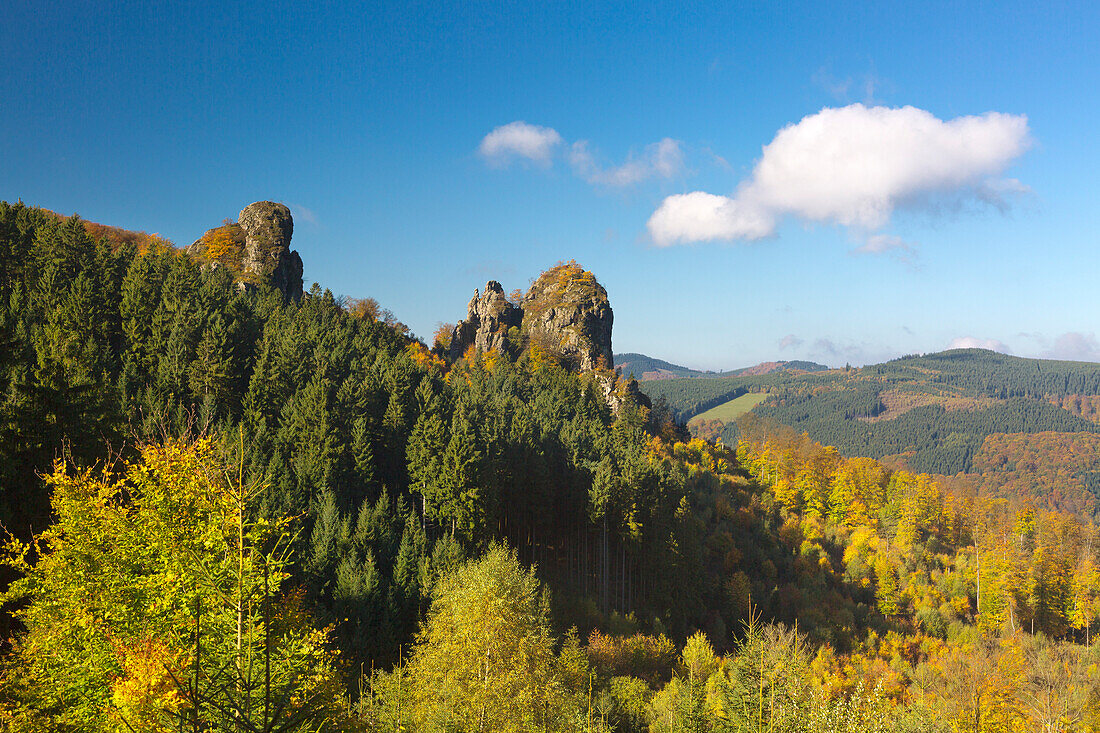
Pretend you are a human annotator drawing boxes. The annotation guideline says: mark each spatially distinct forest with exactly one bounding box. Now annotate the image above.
[640,351,1100,517]
[4,201,1100,731]
[614,353,712,380]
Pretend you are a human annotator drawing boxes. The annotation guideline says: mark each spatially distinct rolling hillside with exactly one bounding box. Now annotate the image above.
[614,353,712,380]
[615,352,827,382]
[640,349,1100,517]
[692,392,769,424]
[687,392,769,442]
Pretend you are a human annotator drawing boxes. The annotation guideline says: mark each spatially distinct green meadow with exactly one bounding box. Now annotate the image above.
[689,391,768,425]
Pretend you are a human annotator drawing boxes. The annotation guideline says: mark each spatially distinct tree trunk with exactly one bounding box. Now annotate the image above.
[601,516,609,616]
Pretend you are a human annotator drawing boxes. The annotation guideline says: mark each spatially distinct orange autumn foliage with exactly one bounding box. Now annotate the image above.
[405,342,446,371]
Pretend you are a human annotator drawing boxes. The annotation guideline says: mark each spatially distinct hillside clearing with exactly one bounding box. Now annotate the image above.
[689,392,768,425]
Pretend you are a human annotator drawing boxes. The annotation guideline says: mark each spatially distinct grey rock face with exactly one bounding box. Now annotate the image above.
[186,202,303,299]
[521,263,613,372]
[450,264,632,410]
[449,264,614,375]
[595,372,650,415]
[449,281,523,360]
[238,201,302,299]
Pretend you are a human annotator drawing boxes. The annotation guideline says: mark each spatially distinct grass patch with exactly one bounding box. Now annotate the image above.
[689,392,768,425]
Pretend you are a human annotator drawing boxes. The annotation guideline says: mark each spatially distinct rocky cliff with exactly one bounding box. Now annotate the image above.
[238,201,302,298]
[521,261,613,372]
[450,262,614,374]
[187,201,303,299]
[449,281,523,360]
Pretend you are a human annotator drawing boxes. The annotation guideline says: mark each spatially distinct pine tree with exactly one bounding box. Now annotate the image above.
[388,511,427,645]
[188,312,233,424]
[441,407,485,538]
[349,416,377,494]
[277,373,341,513]
[150,254,202,404]
[407,408,448,528]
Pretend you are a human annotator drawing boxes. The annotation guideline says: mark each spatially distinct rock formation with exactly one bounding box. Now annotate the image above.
[238,201,302,298]
[450,262,614,374]
[520,262,613,372]
[598,373,651,414]
[450,263,640,412]
[188,201,303,299]
[449,281,523,360]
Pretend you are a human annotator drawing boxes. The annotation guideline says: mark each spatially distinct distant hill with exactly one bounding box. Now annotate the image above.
[615,353,828,381]
[731,360,829,377]
[639,348,1100,516]
[614,353,712,380]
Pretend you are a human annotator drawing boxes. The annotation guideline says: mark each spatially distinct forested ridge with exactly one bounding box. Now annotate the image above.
[5,201,1100,731]
[615,354,829,385]
[640,351,1100,517]
[614,353,712,380]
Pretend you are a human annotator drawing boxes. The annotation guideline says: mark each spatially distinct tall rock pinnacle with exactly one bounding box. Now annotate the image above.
[238,201,303,299]
[187,201,303,299]
[449,281,524,360]
[521,261,613,372]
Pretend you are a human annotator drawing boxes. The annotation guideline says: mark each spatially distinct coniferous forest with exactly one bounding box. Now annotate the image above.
[640,350,1100,518]
[6,201,1100,732]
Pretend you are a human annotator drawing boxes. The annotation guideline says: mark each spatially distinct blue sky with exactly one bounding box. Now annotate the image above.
[3,1,1098,369]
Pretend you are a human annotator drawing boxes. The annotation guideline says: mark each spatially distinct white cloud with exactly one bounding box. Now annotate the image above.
[947,336,1010,353]
[778,334,803,350]
[805,337,899,367]
[648,103,1032,247]
[978,177,1031,207]
[479,122,684,187]
[648,192,775,245]
[851,233,918,266]
[814,338,841,357]
[812,68,853,101]
[1041,332,1100,362]
[570,138,686,186]
[478,121,563,165]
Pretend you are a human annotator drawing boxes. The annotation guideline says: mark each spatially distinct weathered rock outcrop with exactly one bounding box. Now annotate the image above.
[449,281,523,360]
[238,202,302,298]
[598,373,650,414]
[450,263,636,411]
[521,262,613,372]
[451,263,614,373]
[188,201,303,299]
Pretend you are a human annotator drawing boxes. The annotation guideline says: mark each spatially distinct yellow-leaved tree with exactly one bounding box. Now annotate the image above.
[0,438,353,732]
[403,544,589,732]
